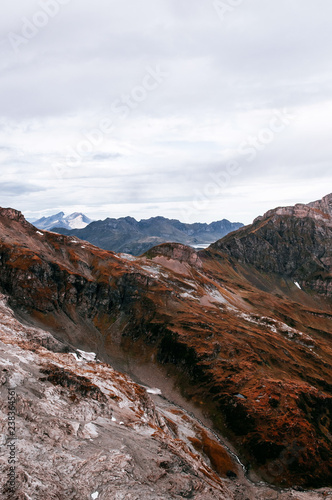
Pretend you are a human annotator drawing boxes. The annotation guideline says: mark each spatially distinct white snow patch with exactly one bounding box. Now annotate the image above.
[111,416,117,422]
[70,353,82,362]
[77,350,96,361]
[68,215,89,230]
[140,265,161,277]
[146,387,162,395]
[208,288,228,304]
[91,492,99,499]
[180,291,197,300]
[294,281,302,290]
[119,253,137,261]
[36,231,44,236]
[193,243,211,249]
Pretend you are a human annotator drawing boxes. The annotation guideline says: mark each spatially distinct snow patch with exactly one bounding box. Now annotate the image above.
[192,243,211,249]
[146,387,162,395]
[91,492,99,499]
[140,265,161,277]
[77,350,96,361]
[119,253,137,261]
[67,214,89,229]
[208,288,228,304]
[36,231,44,236]
[70,353,82,362]
[180,291,197,300]
[294,281,302,290]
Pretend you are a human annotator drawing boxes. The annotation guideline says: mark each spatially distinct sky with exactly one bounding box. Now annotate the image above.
[0,0,331,225]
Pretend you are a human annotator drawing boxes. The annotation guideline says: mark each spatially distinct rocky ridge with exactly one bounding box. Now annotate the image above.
[213,194,332,296]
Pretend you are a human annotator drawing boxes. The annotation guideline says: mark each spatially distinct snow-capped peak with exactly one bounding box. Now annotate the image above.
[32,212,93,231]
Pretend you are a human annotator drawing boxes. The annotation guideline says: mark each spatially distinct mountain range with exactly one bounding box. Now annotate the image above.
[51,216,244,255]
[0,194,331,497]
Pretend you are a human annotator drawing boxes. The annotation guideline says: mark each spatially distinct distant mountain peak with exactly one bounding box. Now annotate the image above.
[32,212,93,231]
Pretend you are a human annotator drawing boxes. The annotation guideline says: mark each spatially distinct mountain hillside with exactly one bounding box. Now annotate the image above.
[53,216,243,255]
[2,294,326,499]
[0,197,331,492]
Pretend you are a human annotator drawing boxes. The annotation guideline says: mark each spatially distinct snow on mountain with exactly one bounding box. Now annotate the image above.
[31,212,93,231]
[65,212,92,229]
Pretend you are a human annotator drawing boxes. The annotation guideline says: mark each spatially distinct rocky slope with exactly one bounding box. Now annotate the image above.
[0,197,331,493]
[2,294,330,499]
[53,215,243,255]
[0,295,232,499]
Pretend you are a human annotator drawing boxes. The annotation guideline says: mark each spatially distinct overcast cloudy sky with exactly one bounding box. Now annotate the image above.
[0,0,331,224]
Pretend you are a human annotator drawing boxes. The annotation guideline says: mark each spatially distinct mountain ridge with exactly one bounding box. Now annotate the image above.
[212,193,332,297]
[51,215,243,255]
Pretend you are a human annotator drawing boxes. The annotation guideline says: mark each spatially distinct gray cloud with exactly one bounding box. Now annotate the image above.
[0,181,45,196]
[0,0,331,224]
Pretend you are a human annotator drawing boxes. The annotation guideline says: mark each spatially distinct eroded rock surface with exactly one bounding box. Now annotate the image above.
[1,296,331,499]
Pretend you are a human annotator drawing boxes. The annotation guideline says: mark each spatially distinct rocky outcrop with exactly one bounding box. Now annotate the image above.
[212,194,332,296]
[308,192,332,217]
[0,208,33,228]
